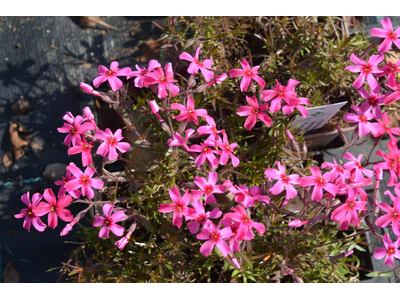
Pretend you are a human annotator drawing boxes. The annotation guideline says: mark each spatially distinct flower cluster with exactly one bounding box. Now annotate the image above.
[15,17,400,279]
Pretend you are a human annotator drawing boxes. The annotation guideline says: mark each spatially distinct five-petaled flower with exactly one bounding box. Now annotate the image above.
[344,53,383,90]
[93,204,127,238]
[370,17,400,54]
[179,47,214,82]
[237,95,272,131]
[298,166,338,202]
[14,192,48,232]
[95,128,131,161]
[373,233,400,267]
[41,188,73,229]
[143,63,179,98]
[158,186,192,229]
[64,165,104,200]
[127,60,161,88]
[264,161,299,202]
[171,96,208,125]
[196,222,233,257]
[229,58,266,92]
[93,61,132,92]
[192,171,226,204]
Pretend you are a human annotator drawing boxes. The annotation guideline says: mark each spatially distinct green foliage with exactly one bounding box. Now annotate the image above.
[56,17,370,283]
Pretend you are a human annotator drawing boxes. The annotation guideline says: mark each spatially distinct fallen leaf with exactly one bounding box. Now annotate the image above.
[82,62,92,69]
[79,16,118,30]
[9,121,29,160]
[12,96,33,114]
[3,262,20,283]
[3,151,12,171]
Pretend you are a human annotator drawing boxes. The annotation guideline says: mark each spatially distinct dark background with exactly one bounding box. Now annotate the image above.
[0,16,165,283]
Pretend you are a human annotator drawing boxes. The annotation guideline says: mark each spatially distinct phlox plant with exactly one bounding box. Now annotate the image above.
[14,16,400,283]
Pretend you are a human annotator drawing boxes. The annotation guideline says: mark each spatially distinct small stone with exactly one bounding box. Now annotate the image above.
[43,163,67,181]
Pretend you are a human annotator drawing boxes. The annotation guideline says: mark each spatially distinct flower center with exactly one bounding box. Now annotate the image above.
[104,218,112,226]
[188,109,194,115]
[204,185,214,194]
[107,137,117,146]
[247,71,252,75]
[27,210,34,216]
[70,127,77,135]
[254,109,259,114]
[160,77,166,82]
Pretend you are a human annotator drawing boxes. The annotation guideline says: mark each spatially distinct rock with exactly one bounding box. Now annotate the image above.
[29,137,44,159]
[43,163,67,182]
[12,97,33,114]
[3,262,20,283]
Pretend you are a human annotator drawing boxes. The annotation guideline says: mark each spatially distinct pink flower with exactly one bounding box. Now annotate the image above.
[236,95,272,131]
[93,61,132,92]
[282,97,310,118]
[41,188,73,229]
[343,152,374,183]
[370,17,400,54]
[186,200,222,233]
[14,192,48,232]
[196,222,233,257]
[158,186,192,229]
[54,163,81,199]
[93,204,127,238]
[377,60,400,87]
[83,107,97,129]
[197,116,222,146]
[357,86,387,119]
[167,129,195,150]
[344,53,383,90]
[385,81,400,104]
[57,112,95,147]
[115,233,131,250]
[217,130,239,167]
[298,166,338,202]
[127,60,161,88]
[229,58,266,92]
[206,73,228,87]
[343,104,377,136]
[375,190,400,235]
[264,161,299,201]
[95,128,131,161]
[224,205,265,240]
[171,96,208,125]
[288,219,310,227]
[191,171,226,204]
[374,144,399,186]
[149,100,160,114]
[60,218,78,236]
[229,185,270,208]
[331,188,367,230]
[67,138,94,167]
[321,158,349,184]
[64,165,104,200]
[80,82,102,97]
[188,142,219,169]
[371,112,400,145]
[373,234,400,267]
[179,47,214,82]
[260,79,300,113]
[143,63,179,98]
[221,218,253,251]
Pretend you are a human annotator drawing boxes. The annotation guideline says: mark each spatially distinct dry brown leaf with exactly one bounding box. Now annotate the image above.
[9,121,29,160]
[3,151,12,171]
[3,262,20,283]
[79,16,118,30]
